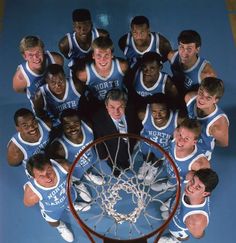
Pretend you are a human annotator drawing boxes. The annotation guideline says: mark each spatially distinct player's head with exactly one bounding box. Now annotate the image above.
[26,153,57,187]
[60,109,82,140]
[196,77,224,109]
[185,168,219,198]
[45,64,66,96]
[174,118,201,151]
[146,93,170,127]
[92,36,114,70]
[72,9,92,41]
[105,89,128,120]
[130,16,150,45]
[19,35,44,54]
[14,108,40,140]
[177,30,201,48]
[141,52,163,82]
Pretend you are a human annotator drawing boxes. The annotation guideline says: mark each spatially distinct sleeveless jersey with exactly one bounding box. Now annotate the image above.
[187,96,229,159]
[57,121,97,179]
[40,77,81,121]
[166,140,207,184]
[168,192,210,239]
[10,119,51,168]
[19,51,55,100]
[123,32,161,68]
[86,59,125,100]
[134,70,168,97]
[140,104,178,158]
[25,160,77,220]
[170,51,209,90]
[66,27,99,67]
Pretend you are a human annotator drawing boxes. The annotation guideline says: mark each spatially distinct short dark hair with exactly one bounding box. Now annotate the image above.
[45,64,65,79]
[178,118,201,139]
[178,30,201,48]
[141,51,162,67]
[194,168,219,193]
[72,9,91,22]
[131,16,149,28]
[200,77,224,99]
[105,89,128,105]
[26,153,51,177]
[60,108,80,123]
[147,93,170,108]
[14,108,34,126]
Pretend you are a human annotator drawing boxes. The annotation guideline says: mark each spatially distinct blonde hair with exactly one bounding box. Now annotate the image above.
[19,35,44,54]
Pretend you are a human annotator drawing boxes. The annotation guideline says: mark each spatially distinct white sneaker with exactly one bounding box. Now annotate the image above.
[84,172,104,185]
[73,202,91,212]
[161,211,170,220]
[137,162,150,180]
[151,181,176,192]
[160,198,172,212]
[57,221,74,242]
[144,165,158,184]
[158,235,180,243]
[74,182,92,202]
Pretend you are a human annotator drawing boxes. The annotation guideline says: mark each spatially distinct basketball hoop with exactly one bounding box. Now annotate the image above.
[67,133,181,243]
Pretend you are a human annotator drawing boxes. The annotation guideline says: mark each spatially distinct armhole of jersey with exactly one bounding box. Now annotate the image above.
[123,33,130,55]
[57,138,68,160]
[67,33,73,57]
[85,64,90,84]
[142,104,150,125]
[19,64,31,87]
[50,159,68,174]
[25,181,43,200]
[116,58,125,76]
[10,137,27,160]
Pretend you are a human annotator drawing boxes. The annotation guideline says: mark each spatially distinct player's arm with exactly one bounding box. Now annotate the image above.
[184,91,197,105]
[159,34,173,62]
[209,116,229,147]
[118,34,128,52]
[200,63,217,80]
[58,35,70,59]
[47,140,66,159]
[51,52,64,66]
[191,157,210,171]
[55,158,71,172]
[185,214,208,239]
[23,184,40,207]
[7,141,24,166]
[165,76,178,100]
[13,67,27,93]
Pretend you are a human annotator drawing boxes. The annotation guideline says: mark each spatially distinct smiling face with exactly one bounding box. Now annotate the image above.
[16,114,40,142]
[142,60,161,85]
[73,20,92,42]
[92,48,113,72]
[151,103,169,127]
[178,42,199,66]
[196,86,218,110]
[46,72,66,98]
[106,99,126,121]
[61,115,82,142]
[174,126,197,152]
[23,46,45,72]
[33,163,57,188]
[131,23,150,47]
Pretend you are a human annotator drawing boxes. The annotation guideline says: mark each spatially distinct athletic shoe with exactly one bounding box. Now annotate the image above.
[161,210,170,220]
[73,202,91,212]
[137,162,150,180]
[151,181,176,192]
[160,198,172,212]
[158,235,180,243]
[144,165,158,184]
[74,182,92,202]
[57,221,74,242]
[84,172,104,185]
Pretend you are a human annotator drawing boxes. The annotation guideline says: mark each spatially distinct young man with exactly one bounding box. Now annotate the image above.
[32,64,84,126]
[24,153,90,242]
[58,8,109,68]
[185,77,229,160]
[168,30,216,97]
[119,15,172,68]
[13,36,63,101]
[48,108,103,186]
[158,168,219,243]
[137,93,186,184]
[151,118,210,192]
[7,108,52,170]
[92,89,141,175]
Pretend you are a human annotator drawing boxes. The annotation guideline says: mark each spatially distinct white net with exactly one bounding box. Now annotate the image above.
[67,133,180,242]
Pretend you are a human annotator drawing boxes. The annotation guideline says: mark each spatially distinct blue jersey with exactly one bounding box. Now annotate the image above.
[134,70,168,97]
[40,77,81,122]
[123,32,161,68]
[140,104,178,158]
[66,27,99,67]
[25,160,77,221]
[86,59,125,100]
[168,192,210,239]
[18,51,55,100]
[57,121,97,179]
[170,51,209,90]
[166,140,207,184]
[187,96,229,159]
[9,119,51,168]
